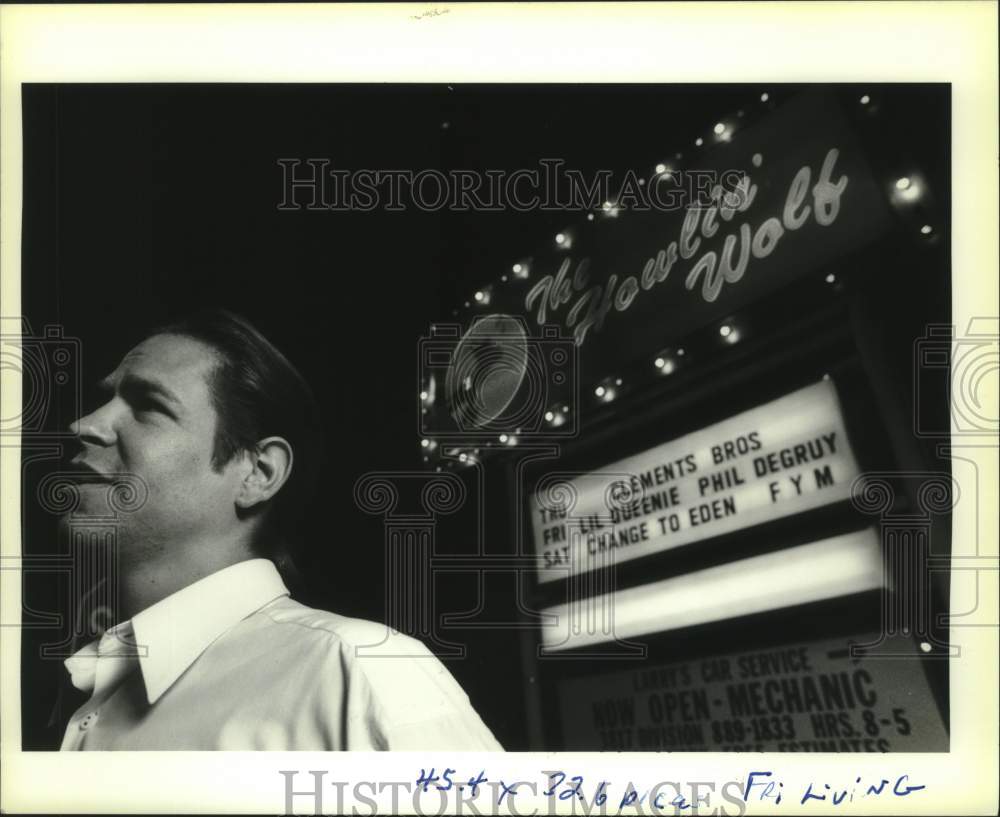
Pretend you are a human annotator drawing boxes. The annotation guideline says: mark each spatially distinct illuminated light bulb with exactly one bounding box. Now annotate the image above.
[587,213,595,221]
[655,163,667,174]
[860,94,870,105]
[760,92,769,102]
[891,176,923,204]
[594,385,606,398]
[655,352,677,374]
[499,434,508,443]
[464,301,470,308]
[505,435,518,446]
[713,122,725,135]
[602,201,612,211]
[919,642,932,653]
[822,373,831,381]
[615,378,622,386]
[720,324,740,344]
[544,411,554,422]
[695,137,704,147]
[512,263,522,274]
[677,348,685,356]
[921,224,933,235]
[825,273,836,284]
[458,452,468,463]
[555,233,566,244]
[441,121,450,129]
[421,439,430,448]
[500,275,507,282]
[419,391,428,400]
[562,405,569,412]
[474,291,484,302]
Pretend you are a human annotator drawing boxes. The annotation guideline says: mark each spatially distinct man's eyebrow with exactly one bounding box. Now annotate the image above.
[108,374,184,408]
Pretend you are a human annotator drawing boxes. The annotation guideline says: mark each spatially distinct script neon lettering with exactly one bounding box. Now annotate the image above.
[523,147,849,344]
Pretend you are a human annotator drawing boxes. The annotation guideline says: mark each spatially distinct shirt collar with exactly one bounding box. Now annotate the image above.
[66,558,289,705]
[63,619,139,697]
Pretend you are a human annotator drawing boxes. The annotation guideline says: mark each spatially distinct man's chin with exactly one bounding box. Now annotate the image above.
[63,481,114,518]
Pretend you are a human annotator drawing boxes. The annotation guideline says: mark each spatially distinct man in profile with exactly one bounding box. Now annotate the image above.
[58,309,501,751]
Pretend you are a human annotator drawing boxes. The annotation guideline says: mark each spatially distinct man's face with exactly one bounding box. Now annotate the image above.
[67,333,247,551]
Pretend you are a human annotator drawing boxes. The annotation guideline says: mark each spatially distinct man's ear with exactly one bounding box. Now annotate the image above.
[235,437,294,510]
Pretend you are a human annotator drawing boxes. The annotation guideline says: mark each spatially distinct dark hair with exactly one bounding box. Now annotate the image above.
[149,309,324,559]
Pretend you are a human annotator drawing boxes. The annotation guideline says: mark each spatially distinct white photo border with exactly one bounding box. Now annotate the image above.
[1,2,997,814]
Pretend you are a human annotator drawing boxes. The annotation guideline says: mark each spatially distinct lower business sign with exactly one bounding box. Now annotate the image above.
[556,633,948,752]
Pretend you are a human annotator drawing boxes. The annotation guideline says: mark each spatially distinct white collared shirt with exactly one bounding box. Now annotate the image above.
[60,559,503,751]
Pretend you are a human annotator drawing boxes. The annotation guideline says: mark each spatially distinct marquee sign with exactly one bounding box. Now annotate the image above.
[530,379,861,582]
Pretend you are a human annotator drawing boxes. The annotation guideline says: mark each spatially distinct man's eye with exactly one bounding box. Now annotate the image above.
[135,399,165,414]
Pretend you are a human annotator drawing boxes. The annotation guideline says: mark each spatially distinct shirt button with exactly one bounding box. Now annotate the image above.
[79,711,99,731]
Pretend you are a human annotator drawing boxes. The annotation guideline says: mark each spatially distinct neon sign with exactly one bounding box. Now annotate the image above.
[525,148,849,346]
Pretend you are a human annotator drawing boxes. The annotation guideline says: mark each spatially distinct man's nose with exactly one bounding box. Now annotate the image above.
[69,404,117,446]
